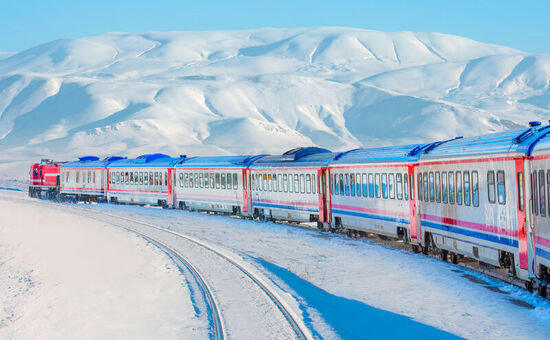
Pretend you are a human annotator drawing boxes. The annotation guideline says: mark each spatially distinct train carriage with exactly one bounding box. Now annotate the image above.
[173,155,267,214]
[249,147,334,224]
[106,154,186,207]
[529,132,550,294]
[328,143,440,243]
[417,124,550,281]
[60,156,124,202]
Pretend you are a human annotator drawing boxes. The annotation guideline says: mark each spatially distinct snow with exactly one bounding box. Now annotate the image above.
[0,191,208,339]
[0,27,549,179]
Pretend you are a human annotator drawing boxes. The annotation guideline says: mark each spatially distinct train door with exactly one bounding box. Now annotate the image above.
[167,168,174,207]
[515,158,530,275]
[317,168,329,223]
[242,168,250,214]
[408,164,420,243]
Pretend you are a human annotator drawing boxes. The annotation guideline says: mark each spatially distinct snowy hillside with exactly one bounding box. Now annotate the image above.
[1,27,549,178]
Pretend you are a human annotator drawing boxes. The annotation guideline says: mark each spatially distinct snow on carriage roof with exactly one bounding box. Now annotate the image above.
[330,143,435,165]
[251,147,334,168]
[106,154,186,168]
[175,155,268,168]
[62,156,126,169]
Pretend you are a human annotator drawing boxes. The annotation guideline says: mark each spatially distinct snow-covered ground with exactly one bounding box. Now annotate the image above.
[1,27,550,179]
[2,189,549,339]
[0,190,208,339]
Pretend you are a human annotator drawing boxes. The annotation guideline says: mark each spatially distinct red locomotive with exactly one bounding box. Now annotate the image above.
[29,159,64,199]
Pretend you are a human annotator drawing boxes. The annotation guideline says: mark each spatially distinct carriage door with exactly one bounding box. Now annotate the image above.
[408,165,419,240]
[515,158,529,271]
[242,168,250,214]
[167,168,174,207]
[317,168,329,223]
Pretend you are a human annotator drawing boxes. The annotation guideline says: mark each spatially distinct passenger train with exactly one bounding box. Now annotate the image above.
[29,121,550,297]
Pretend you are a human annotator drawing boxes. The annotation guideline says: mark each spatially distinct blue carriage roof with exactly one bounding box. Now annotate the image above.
[251,147,334,168]
[531,131,550,153]
[62,156,127,169]
[107,154,187,168]
[175,155,268,168]
[330,143,437,165]
[420,124,550,160]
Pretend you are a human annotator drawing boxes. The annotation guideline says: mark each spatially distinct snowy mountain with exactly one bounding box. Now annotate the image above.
[1,27,549,178]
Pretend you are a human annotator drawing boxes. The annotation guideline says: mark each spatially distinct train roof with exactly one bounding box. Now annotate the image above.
[330,142,442,165]
[419,123,550,160]
[530,128,550,154]
[62,156,126,169]
[251,147,335,168]
[107,153,186,168]
[175,155,268,168]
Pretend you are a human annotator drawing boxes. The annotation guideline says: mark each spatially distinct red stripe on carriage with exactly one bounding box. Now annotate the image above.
[109,189,168,194]
[535,236,550,249]
[420,213,518,238]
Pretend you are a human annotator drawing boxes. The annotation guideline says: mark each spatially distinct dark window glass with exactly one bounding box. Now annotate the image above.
[382,173,388,198]
[300,174,305,194]
[345,174,350,196]
[442,172,448,204]
[356,173,361,196]
[540,170,546,217]
[396,173,403,200]
[464,171,471,206]
[435,172,441,203]
[518,172,524,212]
[533,172,539,215]
[472,171,479,207]
[295,174,300,193]
[429,172,435,202]
[487,171,496,204]
[389,173,395,199]
[547,170,550,215]
[362,173,368,197]
[215,173,220,189]
[418,173,423,201]
[423,173,429,202]
[210,173,215,189]
[448,171,455,204]
[403,173,409,200]
[232,173,238,190]
[368,174,374,197]
[375,173,381,198]
[350,174,356,196]
[306,174,311,194]
[456,171,463,205]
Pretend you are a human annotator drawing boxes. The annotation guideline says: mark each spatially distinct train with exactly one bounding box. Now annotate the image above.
[29,121,550,297]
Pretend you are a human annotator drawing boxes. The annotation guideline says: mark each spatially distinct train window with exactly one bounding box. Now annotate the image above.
[493,171,504,205]
[178,173,183,187]
[93,171,97,184]
[306,174,311,194]
[417,174,422,201]
[193,173,197,188]
[198,173,203,188]
[456,172,462,205]
[266,174,271,192]
[532,171,539,215]
[362,173,368,197]
[382,173,388,198]
[547,170,550,215]
[423,173,429,202]
[356,173,361,196]
[153,172,158,186]
[214,173,220,189]
[227,173,233,190]
[368,173,374,197]
[539,170,546,217]
[126,172,130,185]
[210,174,215,189]
[332,174,336,195]
[221,173,226,189]
[350,174,355,196]
[517,172,525,212]
[149,172,153,185]
[410,174,414,200]
[263,174,267,191]
[143,172,148,186]
[130,172,134,185]
[116,172,119,184]
[487,171,496,203]
[139,172,143,185]
[340,174,345,195]
[294,174,300,193]
[429,172,435,202]
[472,171,479,207]
[288,174,293,193]
[233,174,239,190]
[136,172,139,185]
[183,173,188,187]
[189,173,194,188]
[283,174,288,192]
[389,173,395,199]
[442,172,448,204]
[271,174,276,192]
[312,174,316,194]
[88,171,91,184]
[404,173,409,200]
[448,172,455,204]
[464,171,471,206]
[375,173,381,197]
[435,172,441,203]
[344,174,350,196]
[396,173,403,200]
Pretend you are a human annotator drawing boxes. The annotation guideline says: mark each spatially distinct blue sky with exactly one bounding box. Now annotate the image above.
[1,0,548,53]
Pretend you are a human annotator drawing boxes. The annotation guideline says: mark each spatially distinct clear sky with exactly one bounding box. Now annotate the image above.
[1,0,549,53]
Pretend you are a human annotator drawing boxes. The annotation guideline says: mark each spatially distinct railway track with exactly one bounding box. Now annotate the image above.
[59,201,312,340]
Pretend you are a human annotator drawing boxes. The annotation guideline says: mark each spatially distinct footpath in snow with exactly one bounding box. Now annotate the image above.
[0,191,208,339]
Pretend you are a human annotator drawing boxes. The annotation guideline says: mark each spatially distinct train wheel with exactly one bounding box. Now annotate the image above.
[525,281,534,292]
[412,245,420,253]
[450,253,459,264]
[441,250,448,262]
[538,284,548,298]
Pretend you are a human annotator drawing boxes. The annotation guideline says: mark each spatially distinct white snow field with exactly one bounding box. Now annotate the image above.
[2,190,549,339]
[0,190,208,340]
[1,27,550,178]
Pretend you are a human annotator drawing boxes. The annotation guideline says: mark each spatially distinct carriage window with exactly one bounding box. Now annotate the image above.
[283,174,288,192]
[368,173,374,197]
[403,173,409,200]
[267,174,272,192]
[350,174,356,196]
[418,173,423,201]
[497,171,506,205]
[135,172,139,185]
[211,173,215,189]
[429,172,435,202]
[153,172,158,186]
[221,173,226,189]
[517,172,524,212]
[449,171,455,204]
[435,172,442,203]
[533,172,539,215]
[344,174,350,196]
[306,174,311,194]
[149,172,153,185]
[93,171,96,184]
[464,171,471,206]
[227,173,232,190]
[362,173,368,197]
[375,173,381,198]
[193,173,197,188]
[116,172,119,184]
[410,174,415,200]
[332,174,337,195]
[183,173,188,187]
[216,173,221,189]
[294,174,300,193]
[130,172,134,185]
[396,173,403,200]
[389,173,395,199]
[288,174,293,193]
[272,174,277,192]
[539,170,546,217]
[356,173,361,196]
[382,173,388,198]
[339,174,344,195]
[547,170,550,215]
[442,172,448,203]
[143,172,148,186]
[456,172,463,205]
[179,173,183,187]
[126,172,130,185]
[88,171,92,184]
[299,174,305,194]
[312,174,316,194]
[423,173,429,202]
[487,171,496,203]
[472,171,479,207]
[233,173,239,190]
[139,172,143,185]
